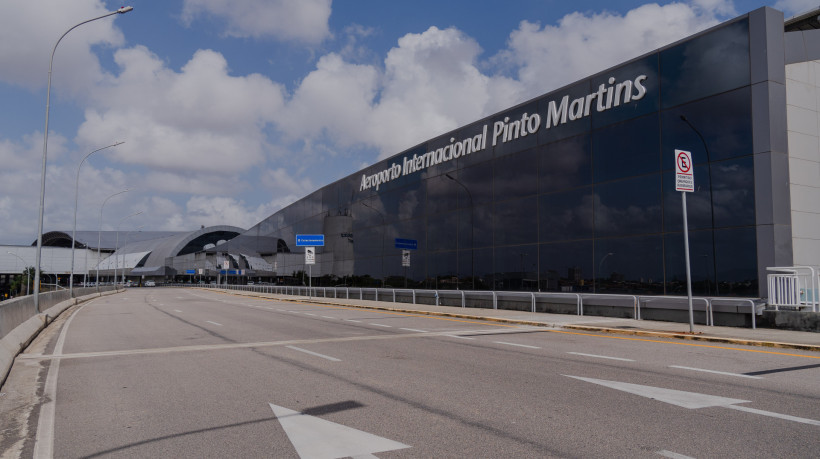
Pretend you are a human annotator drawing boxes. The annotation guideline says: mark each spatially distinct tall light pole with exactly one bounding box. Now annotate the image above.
[445,173,474,290]
[7,252,31,296]
[114,211,143,289]
[69,141,124,298]
[680,115,718,296]
[96,189,132,290]
[361,200,385,288]
[122,224,145,284]
[34,6,134,313]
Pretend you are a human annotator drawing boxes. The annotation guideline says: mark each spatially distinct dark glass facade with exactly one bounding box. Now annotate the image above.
[241,16,764,296]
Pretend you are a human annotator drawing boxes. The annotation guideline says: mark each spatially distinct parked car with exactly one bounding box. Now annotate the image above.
[144,280,156,287]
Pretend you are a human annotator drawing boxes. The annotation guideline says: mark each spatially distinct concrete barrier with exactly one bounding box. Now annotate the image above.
[760,310,820,332]
[0,287,120,388]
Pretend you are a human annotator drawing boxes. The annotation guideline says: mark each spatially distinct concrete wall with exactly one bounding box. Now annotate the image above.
[0,287,115,339]
[785,59,820,265]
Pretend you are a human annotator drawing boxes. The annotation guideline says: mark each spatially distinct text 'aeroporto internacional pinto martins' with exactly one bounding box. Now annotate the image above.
[360,74,648,192]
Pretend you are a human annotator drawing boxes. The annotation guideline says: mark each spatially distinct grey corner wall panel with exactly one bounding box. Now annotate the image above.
[750,7,786,85]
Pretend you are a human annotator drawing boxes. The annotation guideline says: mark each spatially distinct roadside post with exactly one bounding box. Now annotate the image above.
[296,234,324,299]
[395,238,418,289]
[675,149,696,333]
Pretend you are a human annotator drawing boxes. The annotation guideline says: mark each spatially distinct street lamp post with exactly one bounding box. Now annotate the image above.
[114,211,143,289]
[445,173,474,290]
[598,252,615,291]
[680,115,718,295]
[34,6,134,313]
[7,252,31,295]
[361,200,385,288]
[96,189,132,290]
[69,142,124,299]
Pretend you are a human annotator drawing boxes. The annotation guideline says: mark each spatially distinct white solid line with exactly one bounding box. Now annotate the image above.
[33,300,95,458]
[670,365,762,379]
[568,352,635,362]
[370,323,392,328]
[727,404,820,426]
[399,328,427,333]
[286,346,341,362]
[495,341,540,349]
[445,335,474,340]
[657,450,696,459]
[206,321,223,326]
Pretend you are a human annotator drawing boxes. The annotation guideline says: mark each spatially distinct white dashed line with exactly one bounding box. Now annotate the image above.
[669,365,762,379]
[174,309,182,313]
[206,321,223,326]
[286,346,341,362]
[399,328,427,333]
[568,352,635,362]
[444,335,474,340]
[370,323,392,328]
[345,319,362,323]
[495,341,540,349]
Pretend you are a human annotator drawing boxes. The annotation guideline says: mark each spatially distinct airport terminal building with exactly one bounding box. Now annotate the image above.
[3,6,819,300]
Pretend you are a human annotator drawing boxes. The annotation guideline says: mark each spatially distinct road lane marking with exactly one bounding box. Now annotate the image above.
[34,300,96,458]
[270,403,410,457]
[670,365,762,379]
[495,341,540,349]
[206,321,223,326]
[445,335,475,340]
[657,451,695,459]
[345,319,362,323]
[321,316,336,319]
[568,352,635,362]
[286,346,341,362]
[174,309,183,313]
[400,328,427,333]
[304,313,317,316]
[565,375,820,426]
[370,323,392,328]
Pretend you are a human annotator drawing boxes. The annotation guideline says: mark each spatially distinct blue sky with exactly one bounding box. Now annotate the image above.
[0,0,809,244]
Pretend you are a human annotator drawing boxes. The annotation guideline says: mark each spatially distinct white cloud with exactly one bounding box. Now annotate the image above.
[76,46,285,178]
[500,1,732,99]
[0,0,125,95]
[774,0,820,15]
[181,0,332,43]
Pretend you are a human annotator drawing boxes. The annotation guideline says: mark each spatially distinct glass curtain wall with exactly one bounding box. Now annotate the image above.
[250,17,758,296]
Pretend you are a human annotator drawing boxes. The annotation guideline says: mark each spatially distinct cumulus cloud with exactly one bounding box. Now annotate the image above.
[181,0,332,43]
[774,0,820,15]
[0,0,124,95]
[77,46,285,176]
[499,1,732,99]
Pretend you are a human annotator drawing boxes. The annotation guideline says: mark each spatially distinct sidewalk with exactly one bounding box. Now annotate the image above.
[221,289,820,352]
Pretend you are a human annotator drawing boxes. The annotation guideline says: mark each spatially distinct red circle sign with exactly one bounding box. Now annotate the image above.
[676,151,692,173]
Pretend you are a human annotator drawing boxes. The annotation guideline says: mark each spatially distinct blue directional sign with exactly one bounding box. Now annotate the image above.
[296,234,325,246]
[394,238,418,250]
[185,269,196,274]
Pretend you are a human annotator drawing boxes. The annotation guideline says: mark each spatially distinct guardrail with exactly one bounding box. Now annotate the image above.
[170,283,762,328]
[767,266,820,312]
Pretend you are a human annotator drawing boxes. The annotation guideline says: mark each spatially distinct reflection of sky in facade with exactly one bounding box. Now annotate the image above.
[235,16,762,296]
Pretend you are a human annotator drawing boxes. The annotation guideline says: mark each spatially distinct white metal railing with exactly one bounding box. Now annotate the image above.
[177,283,763,328]
[767,266,819,312]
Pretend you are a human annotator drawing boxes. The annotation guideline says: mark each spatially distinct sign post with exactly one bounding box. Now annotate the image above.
[296,235,323,299]
[395,239,417,289]
[675,149,695,333]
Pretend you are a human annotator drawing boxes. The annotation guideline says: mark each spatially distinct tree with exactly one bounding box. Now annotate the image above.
[10,266,34,296]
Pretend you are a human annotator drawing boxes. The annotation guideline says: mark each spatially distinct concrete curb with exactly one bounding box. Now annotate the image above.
[0,288,122,388]
[214,288,820,353]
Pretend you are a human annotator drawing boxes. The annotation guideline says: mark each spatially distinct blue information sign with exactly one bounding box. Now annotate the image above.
[394,238,418,250]
[185,269,196,274]
[296,234,325,246]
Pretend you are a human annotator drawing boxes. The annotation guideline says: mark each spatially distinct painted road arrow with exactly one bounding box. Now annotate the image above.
[564,375,820,426]
[269,403,410,458]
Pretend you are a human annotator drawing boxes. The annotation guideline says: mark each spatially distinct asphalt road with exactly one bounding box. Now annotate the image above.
[2,287,819,458]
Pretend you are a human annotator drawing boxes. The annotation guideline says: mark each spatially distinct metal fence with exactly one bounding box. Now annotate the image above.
[767,266,820,312]
[168,283,762,328]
